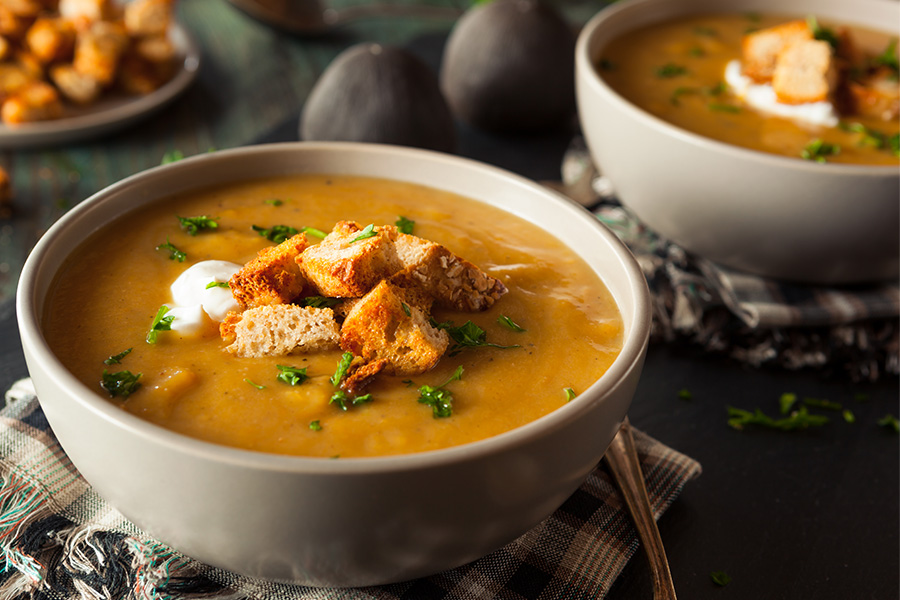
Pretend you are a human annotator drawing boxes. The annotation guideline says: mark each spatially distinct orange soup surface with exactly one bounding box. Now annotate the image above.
[599,13,899,165]
[43,175,624,458]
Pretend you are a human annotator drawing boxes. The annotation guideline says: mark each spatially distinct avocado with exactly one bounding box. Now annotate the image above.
[300,43,456,153]
[440,0,576,134]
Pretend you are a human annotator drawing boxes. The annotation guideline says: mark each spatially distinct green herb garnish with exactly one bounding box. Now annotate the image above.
[265,198,284,206]
[161,149,184,164]
[309,420,322,431]
[727,405,829,431]
[146,305,174,344]
[156,238,186,262]
[710,571,732,587]
[497,315,525,332]
[802,397,842,411]
[839,122,890,150]
[302,296,341,309]
[401,302,411,317]
[779,392,798,414]
[245,378,266,390]
[877,414,899,433]
[103,348,133,365]
[874,38,899,77]
[100,369,142,398]
[842,409,856,424]
[276,364,308,386]
[417,366,463,418]
[678,388,693,401]
[395,216,415,234]
[301,226,328,239]
[709,102,741,114]
[252,224,299,244]
[331,352,354,386]
[564,387,576,402]
[807,16,839,50]
[688,46,705,57]
[177,215,218,236]
[206,281,230,289]
[801,139,840,163]
[656,63,687,78]
[437,320,520,356]
[329,390,372,411]
[350,224,377,242]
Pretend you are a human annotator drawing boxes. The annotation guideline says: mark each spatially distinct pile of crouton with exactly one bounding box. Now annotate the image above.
[220,221,508,394]
[741,18,898,120]
[0,0,176,125]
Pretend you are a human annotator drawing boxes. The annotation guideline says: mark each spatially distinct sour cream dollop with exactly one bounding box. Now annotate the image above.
[167,260,242,333]
[724,60,838,128]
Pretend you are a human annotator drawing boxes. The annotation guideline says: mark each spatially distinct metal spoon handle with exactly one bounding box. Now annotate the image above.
[604,417,677,600]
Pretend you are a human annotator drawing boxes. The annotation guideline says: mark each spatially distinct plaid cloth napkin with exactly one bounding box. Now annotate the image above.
[556,137,900,382]
[0,379,701,600]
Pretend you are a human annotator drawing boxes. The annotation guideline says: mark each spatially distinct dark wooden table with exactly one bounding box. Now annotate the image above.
[0,2,897,598]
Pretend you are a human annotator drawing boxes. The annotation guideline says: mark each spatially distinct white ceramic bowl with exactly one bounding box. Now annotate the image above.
[17,142,651,587]
[576,0,900,284]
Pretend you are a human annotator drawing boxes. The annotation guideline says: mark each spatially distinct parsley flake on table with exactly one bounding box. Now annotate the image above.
[677,388,693,401]
[727,405,829,431]
[177,215,219,236]
[156,238,186,262]
[395,215,415,234]
[779,392,798,414]
[417,365,463,418]
[252,224,299,244]
[350,224,376,242]
[276,364,308,386]
[877,414,899,433]
[100,369,142,398]
[103,347,132,365]
[710,570,732,587]
[161,149,184,164]
[146,305,174,344]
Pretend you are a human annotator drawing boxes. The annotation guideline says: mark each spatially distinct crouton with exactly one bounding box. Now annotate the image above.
[298,221,401,298]
[123,0,172,37]
[25,16,75,63]
[741,20,812,83]
[340,280,449,377]
[772,39,837,104]
[58,0,112,24]
[846,68,900,121]
[1,80,62,124]
[341,357,387,395]
[230,232,309,310]
[389,233,507,312]
[72,20,128,85]
[0,62,35,99]
[224,304,340,358]
[49,62,100,103]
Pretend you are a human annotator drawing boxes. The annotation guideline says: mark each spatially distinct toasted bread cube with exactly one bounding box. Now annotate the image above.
[772,39,836,104]
[224,305,340,358]
[340,280,449,377]
[230,233,309,310]
[0,62,36,99]
[49,62,100,103]
[389,231,507,312]
[741,20,812,83]
[1,80,62,124]
[847,68,900,121]
[58,0,111,23]
[298,221,401,298]
[116,49,174,95]
[341,357,387,395]
[124,0,172,36]
[73,20,127,85]
[132,33,174,63]
[25,16,76,63]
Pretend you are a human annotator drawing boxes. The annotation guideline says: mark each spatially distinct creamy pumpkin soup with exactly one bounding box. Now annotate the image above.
[43,175,623,458]
[599,13,899,165]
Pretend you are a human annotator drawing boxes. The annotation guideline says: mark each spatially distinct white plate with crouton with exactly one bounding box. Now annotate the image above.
[0,22,199,149]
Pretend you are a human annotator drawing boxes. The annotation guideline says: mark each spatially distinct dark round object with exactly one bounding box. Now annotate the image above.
[440,0,576,134]
[301,44,456,152]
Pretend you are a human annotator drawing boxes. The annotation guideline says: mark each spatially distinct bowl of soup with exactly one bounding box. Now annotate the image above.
[16,142,651,586]
[576,0,899,284]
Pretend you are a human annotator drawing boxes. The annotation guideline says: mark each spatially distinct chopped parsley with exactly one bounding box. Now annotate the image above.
[877,414,899,433]
[244,378,266,390]
[655,63,688,78]
[329,390,372,411]
[874,38,899,75]
[330,352,354,386]
[276,364,308,386]
[301,226,327,239]
[417,366,463,418]
[710,571,732,587]
[302,296,341,309]
[309,420,322,431]
[100,369,142,398]
[842,409,856,424]
[497,315,526,332]
[265,198,284,206]
[801,139,840,163]
[350,224,377,242]
[563,387,576,402]
[692,26,717,37]
[839,122,896,153]
[779,392,798,414]
[146,305,174,344]
[807,16,839,50]
[727,405,829,431]
[688,46,705,57]
[802,397,842,411]
[161,149,184,164]
[708,102,741,114]
[436,320,520,356]
[252,224,299,244]
[677,388,693,401]
[103,348,133,365]
[156,238,186,262]
[177,215,218,236]
[401,302,411,317]
[395,215,415,234]
[206,281,230,289]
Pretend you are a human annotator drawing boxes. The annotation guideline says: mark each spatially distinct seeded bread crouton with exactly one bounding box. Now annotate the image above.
[772,39,837,104]
[340,280,449,377]
[741,20,812,83]
[846,68,900,121]
[225,304,340,358]
[298,221,401,298]
[230,233,309,310]
[73,20,129,86]
[1,80,63,124]
[25,17,76,64]
[50,63,101,103]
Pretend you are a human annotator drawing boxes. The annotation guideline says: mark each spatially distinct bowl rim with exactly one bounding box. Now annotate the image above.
[16,141,652,476]
[575,0,900,176]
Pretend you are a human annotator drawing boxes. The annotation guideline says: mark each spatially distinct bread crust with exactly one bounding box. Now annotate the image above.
[230,233,309,310]
[224,304,340,358]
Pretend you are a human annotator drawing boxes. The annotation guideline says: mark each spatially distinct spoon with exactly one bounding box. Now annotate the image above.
[226,0,464,35]
[604,417,678,600]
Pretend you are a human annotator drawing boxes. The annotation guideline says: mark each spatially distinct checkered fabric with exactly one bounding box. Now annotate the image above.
[0,380,701,600]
